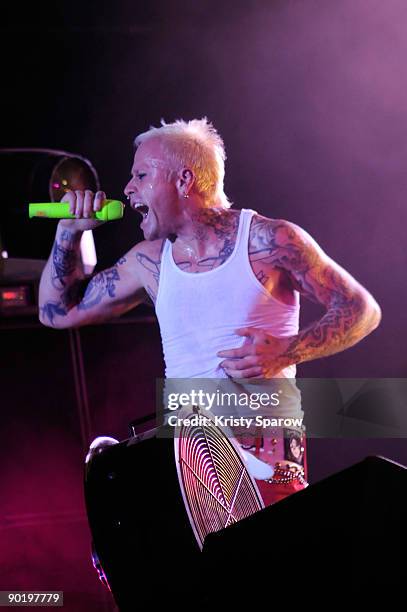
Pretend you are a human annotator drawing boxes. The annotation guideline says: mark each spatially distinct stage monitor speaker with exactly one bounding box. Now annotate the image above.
[202,456,406,603]
[84,430,203,611]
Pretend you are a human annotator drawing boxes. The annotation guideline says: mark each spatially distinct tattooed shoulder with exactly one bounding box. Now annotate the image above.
[249,215,318,269]
[250,214,290,246]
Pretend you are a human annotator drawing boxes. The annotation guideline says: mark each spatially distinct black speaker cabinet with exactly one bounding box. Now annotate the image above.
[202,456,406,603]
[84,431,202,611]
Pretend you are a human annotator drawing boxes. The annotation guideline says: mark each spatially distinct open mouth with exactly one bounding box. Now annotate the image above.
[134,203,149,220]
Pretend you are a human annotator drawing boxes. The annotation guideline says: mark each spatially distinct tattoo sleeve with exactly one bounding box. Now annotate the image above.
[39,223,131,326]
[77,267,120,310]
[251,217,381,365]
[51,229,82,289]
[39,227,84,325]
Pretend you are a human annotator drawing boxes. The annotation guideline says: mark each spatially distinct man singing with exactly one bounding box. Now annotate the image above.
[38,118,381,504]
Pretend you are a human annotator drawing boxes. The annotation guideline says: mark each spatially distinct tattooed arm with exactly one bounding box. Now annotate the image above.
[219,218,382,377]
[271,219,381,365]
[39,222,147,328]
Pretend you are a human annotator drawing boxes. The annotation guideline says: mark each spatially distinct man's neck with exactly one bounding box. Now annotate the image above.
[171,206,234,258]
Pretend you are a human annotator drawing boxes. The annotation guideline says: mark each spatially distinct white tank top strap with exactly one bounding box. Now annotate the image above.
[161,236,172,263]
[235,208,256,258]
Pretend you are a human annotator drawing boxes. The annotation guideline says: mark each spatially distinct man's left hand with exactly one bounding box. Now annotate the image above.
[217,327,294,378]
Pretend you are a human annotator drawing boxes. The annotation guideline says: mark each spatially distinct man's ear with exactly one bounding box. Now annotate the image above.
[176,168,195,197]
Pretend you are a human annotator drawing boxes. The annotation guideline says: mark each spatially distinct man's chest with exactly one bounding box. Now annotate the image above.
[135,213,296,306]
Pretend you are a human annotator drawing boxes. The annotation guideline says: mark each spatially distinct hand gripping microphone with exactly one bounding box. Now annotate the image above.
[28,200,124,221]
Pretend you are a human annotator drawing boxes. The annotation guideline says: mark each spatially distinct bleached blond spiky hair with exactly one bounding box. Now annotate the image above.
[134,118,231,208]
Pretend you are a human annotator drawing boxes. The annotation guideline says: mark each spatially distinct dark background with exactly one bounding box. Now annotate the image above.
[1,1,406,609]
[3,0,406,376]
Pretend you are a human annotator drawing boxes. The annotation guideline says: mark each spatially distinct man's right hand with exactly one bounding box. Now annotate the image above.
[59,189,108,231]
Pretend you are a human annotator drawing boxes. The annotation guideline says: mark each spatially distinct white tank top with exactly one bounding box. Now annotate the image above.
[155,209,300,379]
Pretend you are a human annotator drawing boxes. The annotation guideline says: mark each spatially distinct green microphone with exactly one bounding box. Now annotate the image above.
[29,199,124,221]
